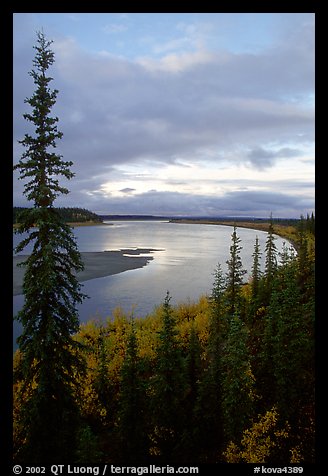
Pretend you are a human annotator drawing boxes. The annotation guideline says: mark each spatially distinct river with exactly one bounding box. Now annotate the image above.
[13,220,290,350]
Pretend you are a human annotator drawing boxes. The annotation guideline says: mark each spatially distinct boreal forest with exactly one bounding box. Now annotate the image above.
[13,217,315,465]
[13,206,103,225]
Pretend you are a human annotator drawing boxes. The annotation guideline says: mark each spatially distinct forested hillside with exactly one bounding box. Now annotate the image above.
[13,207,103,224]
[13,220,315,464]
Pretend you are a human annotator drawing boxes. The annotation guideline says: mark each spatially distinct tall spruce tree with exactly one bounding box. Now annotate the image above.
[264,214,278,302]
[211,263,227,321]
[221,315,254,443]
[251,236,262,300]
[117,318,150,463]
[259,247,314,462]
[247,237,264,377]
[13,31,86,464]
[272,251,311,425]
[177,321,203,462]
[151,292,187,462]
[297,215,312,297]
[225,226,247,316]
[191,263,226,463]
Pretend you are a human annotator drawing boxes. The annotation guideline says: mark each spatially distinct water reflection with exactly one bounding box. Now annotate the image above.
[13,221,290,350]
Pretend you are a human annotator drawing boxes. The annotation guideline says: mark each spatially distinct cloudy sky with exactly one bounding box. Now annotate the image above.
[13,13,315,218]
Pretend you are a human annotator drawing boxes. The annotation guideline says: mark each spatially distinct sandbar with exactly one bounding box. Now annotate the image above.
[13,249,162,296]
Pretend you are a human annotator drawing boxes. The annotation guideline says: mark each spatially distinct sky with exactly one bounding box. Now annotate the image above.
[13,13,315,218]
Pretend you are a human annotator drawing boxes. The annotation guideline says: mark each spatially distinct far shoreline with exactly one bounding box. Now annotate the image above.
[13,220,108,230]
[169,218,300,249]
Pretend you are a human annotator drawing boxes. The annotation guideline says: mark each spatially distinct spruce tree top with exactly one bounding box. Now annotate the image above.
[14,31,73,209]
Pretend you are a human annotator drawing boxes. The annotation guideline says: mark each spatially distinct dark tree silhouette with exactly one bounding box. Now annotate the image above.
[150,292,187,462]
[13,31,86,464]
[225,225,247,315]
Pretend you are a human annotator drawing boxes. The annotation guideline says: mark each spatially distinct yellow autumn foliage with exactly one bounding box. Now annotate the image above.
[223,407,291,463]
[67,296,213,423]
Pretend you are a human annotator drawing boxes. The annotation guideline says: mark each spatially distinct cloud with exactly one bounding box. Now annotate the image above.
[14,32,313,169]
[119,187,136,194]
[50,188,313,219]
[247,146,303,169]
[102,23,128,34]
[137,49,214,73]
[13,15,314,218]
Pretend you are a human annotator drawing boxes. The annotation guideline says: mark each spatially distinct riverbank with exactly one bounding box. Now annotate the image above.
[13,220,107,230]
[169,219,299,248]
[67,221,108,227]
[13,248,161,296]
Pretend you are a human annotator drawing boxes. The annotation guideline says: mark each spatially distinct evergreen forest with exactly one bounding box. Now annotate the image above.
[13,220,315,465]
[13,206,103,224]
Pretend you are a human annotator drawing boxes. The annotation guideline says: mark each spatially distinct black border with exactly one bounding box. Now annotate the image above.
[4,2,321,473]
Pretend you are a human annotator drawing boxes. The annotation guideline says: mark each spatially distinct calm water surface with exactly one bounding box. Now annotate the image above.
[13,221,290,349]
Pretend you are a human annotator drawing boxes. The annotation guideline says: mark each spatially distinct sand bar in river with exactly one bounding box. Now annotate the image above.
[13,248,162,296]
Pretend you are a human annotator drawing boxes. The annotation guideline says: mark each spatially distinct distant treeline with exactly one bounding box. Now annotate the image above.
[99,214,315,234]
[100,214,167,221]
[13,207,103,224]
[171,214,315,235]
